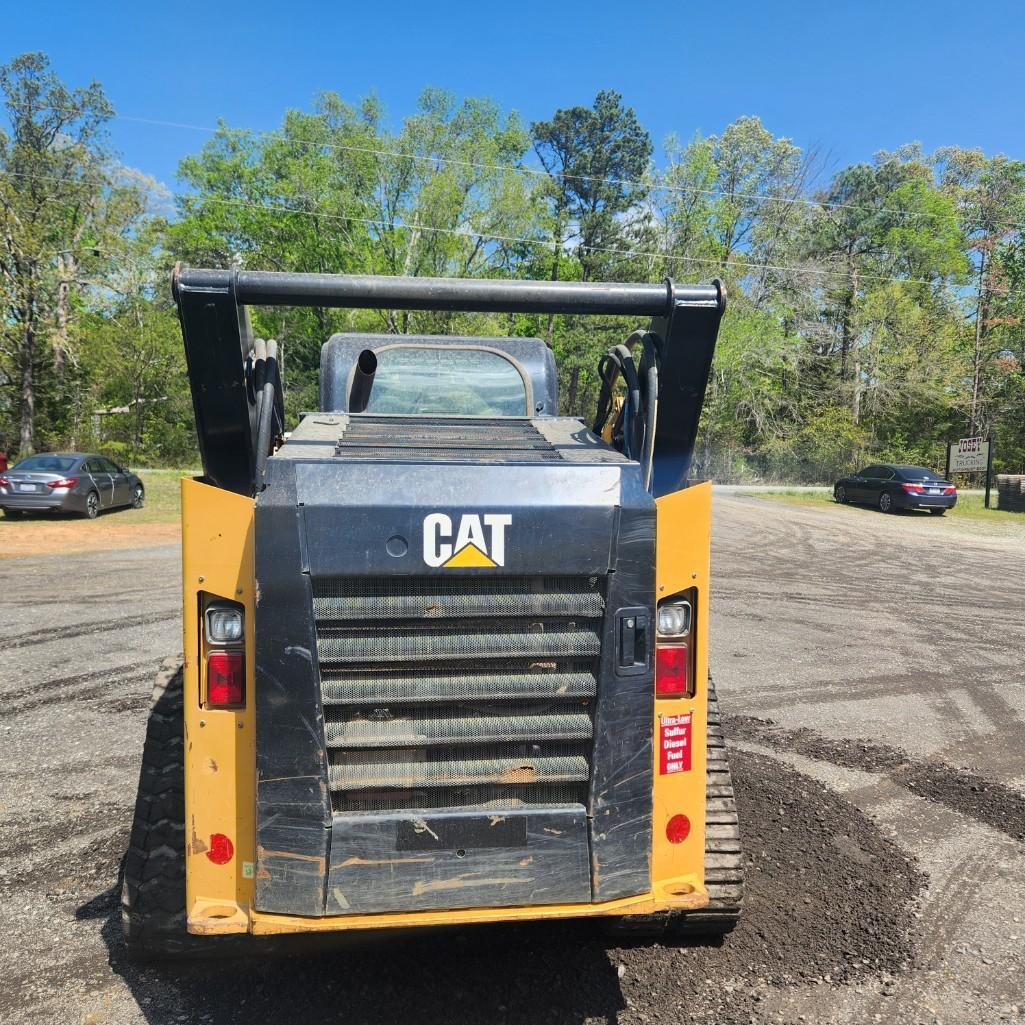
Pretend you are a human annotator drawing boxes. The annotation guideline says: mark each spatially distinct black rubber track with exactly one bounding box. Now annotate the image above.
[671,673,744,937]
[121,657,220,960]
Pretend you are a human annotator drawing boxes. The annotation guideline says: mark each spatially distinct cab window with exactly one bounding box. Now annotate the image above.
[365,347,528,416]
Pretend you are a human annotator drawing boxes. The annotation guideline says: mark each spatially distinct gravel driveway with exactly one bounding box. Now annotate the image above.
[1,494,1023,1025]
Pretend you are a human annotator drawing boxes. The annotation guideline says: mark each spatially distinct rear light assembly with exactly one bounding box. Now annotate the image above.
[902,483,924,494]
[47,477,79,489]
[655,591,696,698]
[207,650,245,707]
[0,476,8,487]
[203,598,246,708]
[655,644,689,695]
[943,486,956,495]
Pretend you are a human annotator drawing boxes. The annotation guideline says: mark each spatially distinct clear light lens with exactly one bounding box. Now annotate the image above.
[206,607,244,644]
[657,601,691,639]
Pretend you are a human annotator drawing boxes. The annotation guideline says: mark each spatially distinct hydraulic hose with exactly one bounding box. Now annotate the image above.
[254,338,279,488]
[624,330,661,491]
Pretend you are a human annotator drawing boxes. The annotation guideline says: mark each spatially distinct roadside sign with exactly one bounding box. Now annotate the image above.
[946,435,995,508]
[948,436,990,473]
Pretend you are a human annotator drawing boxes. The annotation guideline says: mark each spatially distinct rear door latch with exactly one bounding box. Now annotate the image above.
[615,607,650,676]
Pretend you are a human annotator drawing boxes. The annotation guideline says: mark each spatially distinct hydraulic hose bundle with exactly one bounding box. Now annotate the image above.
[248,337,285,487]
[592,330,661,491]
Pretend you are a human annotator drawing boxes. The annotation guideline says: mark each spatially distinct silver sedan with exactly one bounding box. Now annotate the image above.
[0,453,145,519]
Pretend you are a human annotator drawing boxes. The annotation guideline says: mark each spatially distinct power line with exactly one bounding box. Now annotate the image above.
[26,103,1021,230]
[0,165,1006,294]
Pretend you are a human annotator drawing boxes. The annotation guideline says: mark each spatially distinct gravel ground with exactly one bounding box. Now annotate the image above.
[1,494,1023,1024]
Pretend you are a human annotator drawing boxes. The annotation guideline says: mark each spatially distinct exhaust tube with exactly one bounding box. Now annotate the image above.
[348,348,378,413]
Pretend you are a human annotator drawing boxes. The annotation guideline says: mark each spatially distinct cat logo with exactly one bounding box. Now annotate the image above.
[423,513,512,568]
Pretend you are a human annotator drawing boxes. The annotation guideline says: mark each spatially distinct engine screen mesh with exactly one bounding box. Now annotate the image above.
[314,575,605,815]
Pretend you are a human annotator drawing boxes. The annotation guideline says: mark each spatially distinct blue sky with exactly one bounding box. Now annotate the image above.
[6,0,1024,192]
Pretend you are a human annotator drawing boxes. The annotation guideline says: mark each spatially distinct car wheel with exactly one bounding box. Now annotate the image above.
[132,484,145,509]
[879,491,893,513]
[835,485,847,504]
[84,491,100,519]
[929,508,946,516]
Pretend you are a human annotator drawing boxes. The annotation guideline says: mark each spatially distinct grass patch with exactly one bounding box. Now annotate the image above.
[743,488,1025,525]
[122,469,185,524]
[0,470,188,558]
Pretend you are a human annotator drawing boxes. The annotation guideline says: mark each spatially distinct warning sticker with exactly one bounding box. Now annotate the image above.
[659,712,692,775]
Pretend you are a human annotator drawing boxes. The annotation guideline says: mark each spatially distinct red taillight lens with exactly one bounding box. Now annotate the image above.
[902,483,924,493]
[0,476,8,487]
[47,477,79,489]
[207,651,245,706]
[943,486,956,495]
[655,644,688,697]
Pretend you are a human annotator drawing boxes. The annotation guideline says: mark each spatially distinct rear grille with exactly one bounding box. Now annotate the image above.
[314,575,605,815]
[334,415,562,462]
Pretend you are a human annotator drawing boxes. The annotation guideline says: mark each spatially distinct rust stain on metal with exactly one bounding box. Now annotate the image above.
[500,763,537,784]
[339,856,434,867]
[519,856,534,867]
[542,827,564,836]
[412,818,440,840]
[411,875,527,897]
[256,845,326,872]
[489,815,505,826]
[189,817,209,855]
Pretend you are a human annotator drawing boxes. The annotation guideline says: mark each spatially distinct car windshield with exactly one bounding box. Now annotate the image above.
[12,455,78,473]
[897,465,942,481]
[366,347,528,416]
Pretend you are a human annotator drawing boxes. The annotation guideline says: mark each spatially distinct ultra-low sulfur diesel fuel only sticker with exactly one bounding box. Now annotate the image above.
[659,712,692,774]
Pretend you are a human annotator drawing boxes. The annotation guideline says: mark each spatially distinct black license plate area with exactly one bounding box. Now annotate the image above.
[327,806,591,914]
[396,814,527,851]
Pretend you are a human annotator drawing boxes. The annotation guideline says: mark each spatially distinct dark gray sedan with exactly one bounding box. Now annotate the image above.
[0,453,144,519]
[834,463,957,514]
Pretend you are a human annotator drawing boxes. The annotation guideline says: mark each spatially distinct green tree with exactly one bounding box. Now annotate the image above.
[803,150,965,423]
[934,148,1025,437]
[531,89,652,283]
[0,52,153,455]
[530,91,652,413]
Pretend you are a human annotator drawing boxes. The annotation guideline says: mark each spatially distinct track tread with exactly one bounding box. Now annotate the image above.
[120,656,219,960]
[670,673,745,938]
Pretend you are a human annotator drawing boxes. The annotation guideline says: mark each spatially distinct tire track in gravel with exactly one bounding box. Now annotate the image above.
[0,658,159,718]
[3,610,177,651]
[724,715,1025,843]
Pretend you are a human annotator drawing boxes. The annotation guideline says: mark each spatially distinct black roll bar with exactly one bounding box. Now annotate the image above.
[172,265,726,497]
[173,267,720,317]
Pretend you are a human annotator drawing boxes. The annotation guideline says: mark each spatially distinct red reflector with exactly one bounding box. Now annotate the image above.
[656,644,688,697]
[206,832,234,865]
[47,477,79,489]
[207,651,245,706]
[666,814,691,844]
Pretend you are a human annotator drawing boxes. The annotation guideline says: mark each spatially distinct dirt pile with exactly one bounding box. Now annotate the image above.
[72,750,925,1025]
[727,715,1025,843]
